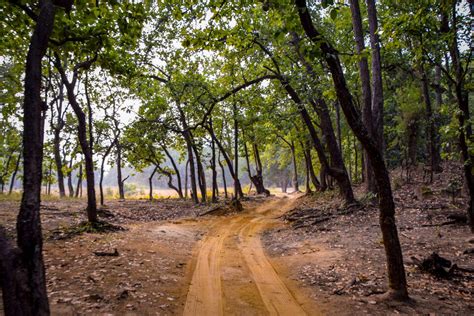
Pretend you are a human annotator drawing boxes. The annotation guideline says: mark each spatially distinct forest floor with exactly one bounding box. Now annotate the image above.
[0,162,473,315]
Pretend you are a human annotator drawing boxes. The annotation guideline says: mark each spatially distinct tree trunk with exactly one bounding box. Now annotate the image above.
[184,132,199,204]
[52,82,66,198]
[301,141,312,194]
[191,139,207,203]
[0,2,57,314]
[366,0,385,153]
[162,146,183,198]
[211,134,218,202]
[252,144,270,195]
[206,123,243,198]
[311,98,355,202]
[281,175,288,193]
[53,127,65,197]
[75,163,82,198]
[420,66,441,176]
[335,101,342,153]
[67,157,74,197]
[305,140,321,190]
[116,143,125,200]
[9,153,21,195]
[185,159,189,199]
[349,0,377,194]
[290,141,299,192]
[434,64,443,170]
[295,0,408,299]
[99,141,115,206]
[442,3,473,232]
[47,161,52,195]
[233,102,241,200]
[157,165,181,197]
[149,165,158,201]
[407,122,418,166]
[55,60,97,222]
[1,151,14,193]
[218,153,228,199]
[280,79,354,201]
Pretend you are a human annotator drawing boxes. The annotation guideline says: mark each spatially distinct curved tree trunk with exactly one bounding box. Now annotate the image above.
[206,123,243,198]
[162,145,183,198]
[55,58,97,222]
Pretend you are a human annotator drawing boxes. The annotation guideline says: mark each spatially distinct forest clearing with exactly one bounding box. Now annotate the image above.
[0,0,473,315]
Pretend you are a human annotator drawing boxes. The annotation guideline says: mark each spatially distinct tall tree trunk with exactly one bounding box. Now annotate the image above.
[149,166,158,201]
[211,134,218,202]
[366,0,385,153]
[99,141,115,206]
[434,64,443,170]
[251,143,270,195]
[335,101,342,153]
[116,143,125,200]
[75,163,82,198]
[311,98,355,202]
[407,122,418,166]
[47,161,52,195]
[1,151,14,193]
[305,140,321,190]
[55,59,97,222]
[0,1,57,314]
[354,136,359,183]
[420,66,441,176]
[301,141,312,193]
[441,3,473,231]
[191,140,207,203]
[290,141,299,192]
[280,78,354,200]
[233,103,241,200]
[218,153,228,199]
[53,127,65,197]
[244,141,253,189]
[206,123,243,198]
[184,132,199,204]
[349,0,377,194]
[9,153,21,194]
[67,157,74,197]
[185,159,189,199]
[296,0,408,299]
[99,159,105,206]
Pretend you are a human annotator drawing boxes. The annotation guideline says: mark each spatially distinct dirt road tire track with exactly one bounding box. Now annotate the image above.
[183,196,313,315]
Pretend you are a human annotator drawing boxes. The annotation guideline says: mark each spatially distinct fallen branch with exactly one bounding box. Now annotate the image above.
[93,248,119,257]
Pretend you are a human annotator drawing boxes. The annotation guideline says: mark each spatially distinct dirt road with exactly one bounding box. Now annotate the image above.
[183,196,318,315]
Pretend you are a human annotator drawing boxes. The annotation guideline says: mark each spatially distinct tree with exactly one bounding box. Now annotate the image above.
[294,0,408,300]
[0,1,68,314]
